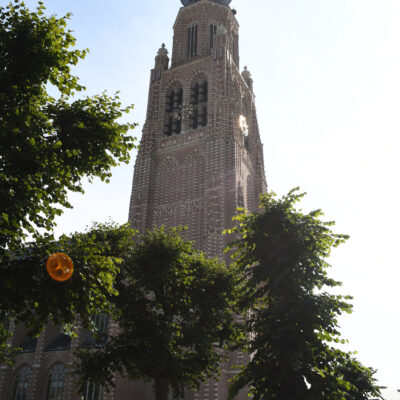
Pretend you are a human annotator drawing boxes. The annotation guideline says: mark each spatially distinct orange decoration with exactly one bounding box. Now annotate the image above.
[46,253,74,282]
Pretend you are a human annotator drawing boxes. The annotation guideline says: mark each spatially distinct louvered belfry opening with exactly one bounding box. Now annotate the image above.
[210,24,217,50]
[164,85,183,135]
[190,79,208,129]
[188,24,198,58]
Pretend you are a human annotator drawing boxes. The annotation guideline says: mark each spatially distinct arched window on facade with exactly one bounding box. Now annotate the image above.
[12,365,31,400]
[93,313,109,341]
[237,181,244,209]
[164,85,183,136]
[82,313,110,348]
[83,382,102,400]
[188,24,198,58]
[190,79,208,129]
[45,363,65,400]
[210,24,217,50]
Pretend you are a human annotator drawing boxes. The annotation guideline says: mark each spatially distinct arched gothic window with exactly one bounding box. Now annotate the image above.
[210,24,217,50]
[45,363,65,400]
[83,382,102,400]
[82,313,110,348]
[189,79,208,129]
[188,24,198,58]
[237,182,244,209]
[12,365,30,400]
[93,313,109,340]
[164,85,183,136]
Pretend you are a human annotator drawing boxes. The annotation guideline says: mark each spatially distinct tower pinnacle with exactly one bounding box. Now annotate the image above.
[155,43,169,70]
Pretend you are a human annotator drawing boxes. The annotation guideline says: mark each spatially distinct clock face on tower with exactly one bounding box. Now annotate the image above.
[181,0,232,6]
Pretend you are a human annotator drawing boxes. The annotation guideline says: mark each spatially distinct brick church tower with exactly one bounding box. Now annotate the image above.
[129,0,267,261]
[126,0,267,398]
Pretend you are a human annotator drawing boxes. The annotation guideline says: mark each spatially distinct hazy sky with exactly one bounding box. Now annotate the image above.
[19,0,400,398]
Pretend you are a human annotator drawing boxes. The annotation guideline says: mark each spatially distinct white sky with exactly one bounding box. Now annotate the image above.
[20,0,400,398]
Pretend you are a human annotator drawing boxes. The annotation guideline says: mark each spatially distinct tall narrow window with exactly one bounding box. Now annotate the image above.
[189,107,198,129]
[13,366,31,400]
[83,382,102,400]
[45,363,65,400]
[164,86,183,136]
[82,313,110,348]
[94,313,109,344]
[165,116,173,136]
[210,24,217,50]
[93,313,110,339]
[188,24,198,58]
[46,324,71,351]
[199,81,208,102]
[237,182,244,208]
[166,92,174,113]
[201,105,208,127]
[190,79,208,129]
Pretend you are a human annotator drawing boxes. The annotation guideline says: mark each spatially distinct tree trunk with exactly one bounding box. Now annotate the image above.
[154,378,169,400]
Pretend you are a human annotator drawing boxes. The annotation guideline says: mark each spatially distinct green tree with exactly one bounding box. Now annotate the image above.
[0,222,136,364]
[0,0,136,252]
[75,227,239,400]
[227,190,382,400]
[0,0,136,362]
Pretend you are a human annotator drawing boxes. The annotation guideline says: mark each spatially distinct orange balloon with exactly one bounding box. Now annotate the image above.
[46,253,74,282]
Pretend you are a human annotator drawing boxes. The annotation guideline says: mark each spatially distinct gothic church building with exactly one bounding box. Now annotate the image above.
[0,0,266,399]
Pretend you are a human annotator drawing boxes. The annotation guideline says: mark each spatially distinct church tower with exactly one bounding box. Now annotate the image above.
[126,1,267,398]
[129,0,267,261]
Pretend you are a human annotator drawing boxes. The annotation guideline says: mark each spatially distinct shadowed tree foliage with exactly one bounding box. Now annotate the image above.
[0,222,137,365]
[75,227,240,400]
[0,0,136,362]
[226,189,383,400]
[0,311,16,366]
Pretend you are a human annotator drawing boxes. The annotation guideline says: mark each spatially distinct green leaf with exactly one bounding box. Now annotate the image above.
[2,213,9,224]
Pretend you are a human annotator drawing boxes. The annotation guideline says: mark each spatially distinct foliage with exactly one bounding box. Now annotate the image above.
[0,0,136,364]
[0,311,18,366]
[75,227,239,400]
[0,0,136,253]
[226,189,383,400]
[0,223,136,348]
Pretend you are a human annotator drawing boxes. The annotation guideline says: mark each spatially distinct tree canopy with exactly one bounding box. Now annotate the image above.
[0,0,136,362]
[75,227,239,400]
[0,0,136,252]
[226,190,382,400]
[0,222,137,365]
